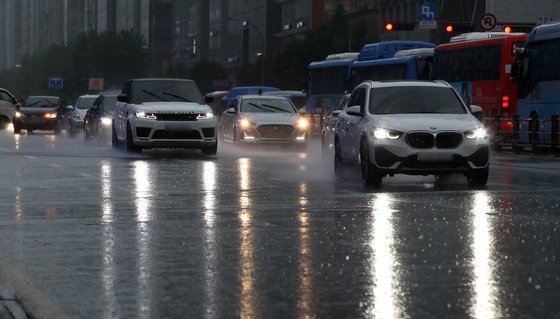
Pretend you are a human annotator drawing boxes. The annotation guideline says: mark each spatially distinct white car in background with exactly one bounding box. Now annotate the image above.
[68,94,99,137]
[112,78,217,155]
[219,94,309,148]
[335,80,489,187]
[0,88,18,129]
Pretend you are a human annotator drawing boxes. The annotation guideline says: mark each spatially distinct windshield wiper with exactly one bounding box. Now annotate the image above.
[161,92,192,102]
[248,102,274,112]
[261,103,292,113]
[142,89,168,101]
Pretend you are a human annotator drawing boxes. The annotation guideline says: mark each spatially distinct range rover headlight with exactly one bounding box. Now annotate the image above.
[135,111,156,119]
[371,128,402,140]
[197,112,215,120]
[45,112,57,119]
[465,127,487,139]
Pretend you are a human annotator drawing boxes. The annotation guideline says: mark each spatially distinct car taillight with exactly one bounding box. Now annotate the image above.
[501,95,509,109]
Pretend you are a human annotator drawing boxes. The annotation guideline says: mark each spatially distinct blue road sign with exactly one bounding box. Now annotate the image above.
[420,3,437,21]
[48,76,64,89]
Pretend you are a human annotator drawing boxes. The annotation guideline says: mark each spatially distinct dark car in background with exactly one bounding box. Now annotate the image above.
[83,91,119,142]
[13,96,63,134]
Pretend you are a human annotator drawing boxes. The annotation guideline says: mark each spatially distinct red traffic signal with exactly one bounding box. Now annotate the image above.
[385,22,394,31]
[383,21,415,31]
[503,25,512,33]
[442,23,474,33]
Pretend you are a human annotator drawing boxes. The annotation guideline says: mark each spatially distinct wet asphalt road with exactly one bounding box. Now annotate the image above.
[0,129,559,319]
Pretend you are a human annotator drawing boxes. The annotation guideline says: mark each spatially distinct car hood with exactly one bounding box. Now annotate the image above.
[242,113,301,125]
[138,102,212,114]
[19,107,58,115]
[372,113,481,132]
[74,108,88,116]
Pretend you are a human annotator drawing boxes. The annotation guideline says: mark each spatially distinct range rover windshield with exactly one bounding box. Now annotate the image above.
[132,80,203,104]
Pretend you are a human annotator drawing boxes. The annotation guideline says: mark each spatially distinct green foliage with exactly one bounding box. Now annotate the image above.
[0,30,147,103]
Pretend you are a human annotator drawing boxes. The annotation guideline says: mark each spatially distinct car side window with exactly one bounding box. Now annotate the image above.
[349,88,366,113]
[0,91,15,105]
[229,99,238,112]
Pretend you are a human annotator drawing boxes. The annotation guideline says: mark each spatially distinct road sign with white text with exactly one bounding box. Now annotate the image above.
[48,76,63,89]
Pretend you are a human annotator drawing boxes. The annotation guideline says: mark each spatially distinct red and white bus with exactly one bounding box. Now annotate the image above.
[434,32,528,131]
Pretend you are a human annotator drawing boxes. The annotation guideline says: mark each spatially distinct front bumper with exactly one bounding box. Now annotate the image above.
[131,118,217,148]
[14,117,60,130]
[236,125,308,145]
[368,135,489,175]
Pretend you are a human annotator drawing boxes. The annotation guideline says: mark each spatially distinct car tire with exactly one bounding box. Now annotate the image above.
[126,122,142,153]
[54,121,61,135]
[111,124,119,148]
[0,117,9,130]
[202,140,218,156]
[360,139,382,187]
[233,127,240,143]
[467,166,489,187]
[334,138,344,179]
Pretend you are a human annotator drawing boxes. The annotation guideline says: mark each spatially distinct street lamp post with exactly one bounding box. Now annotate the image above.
[229,18,265,85]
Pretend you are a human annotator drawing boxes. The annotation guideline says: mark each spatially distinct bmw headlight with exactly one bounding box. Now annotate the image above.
[465,127,487,139]
[371,128,402,140]
[101,117,112,126]
[197,112,215,120]
[44,112,57,119]
[73,114,85,120]
[297,117,309,130]
[15,111,23,118]
[135,111,156,119]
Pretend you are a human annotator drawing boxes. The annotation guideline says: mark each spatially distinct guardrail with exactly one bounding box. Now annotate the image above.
[483,115,559,154]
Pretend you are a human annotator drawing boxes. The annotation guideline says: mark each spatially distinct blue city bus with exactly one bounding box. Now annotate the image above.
[306,52,359,114]
[512,22,560,143]
[351,47,435,86]
[305,41,436,115]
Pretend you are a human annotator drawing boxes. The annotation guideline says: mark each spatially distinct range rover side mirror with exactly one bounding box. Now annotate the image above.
[117,94,129,103]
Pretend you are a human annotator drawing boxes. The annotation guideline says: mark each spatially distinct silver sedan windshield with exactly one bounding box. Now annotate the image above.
[369,86,467,114]
[240,98,297,113]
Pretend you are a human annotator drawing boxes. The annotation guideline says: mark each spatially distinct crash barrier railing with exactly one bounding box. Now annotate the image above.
[483,115,559,154]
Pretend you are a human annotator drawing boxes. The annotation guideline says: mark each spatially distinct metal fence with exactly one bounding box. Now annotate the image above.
[484,115,560,154]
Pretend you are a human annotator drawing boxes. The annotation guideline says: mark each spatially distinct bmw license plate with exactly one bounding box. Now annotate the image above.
[417,152,453,162]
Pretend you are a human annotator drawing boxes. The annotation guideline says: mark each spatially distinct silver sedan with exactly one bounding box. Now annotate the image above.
[219,95,309,147]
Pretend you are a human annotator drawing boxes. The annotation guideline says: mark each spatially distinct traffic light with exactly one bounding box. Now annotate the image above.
[383,21,415,31]
[501,24,535,33]
[443,23,474,33]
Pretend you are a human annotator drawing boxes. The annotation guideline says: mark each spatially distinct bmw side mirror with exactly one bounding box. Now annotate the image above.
[66,105,74,110]
[226,107,236,114]
[346,105,363,116]
[117,94,129,103]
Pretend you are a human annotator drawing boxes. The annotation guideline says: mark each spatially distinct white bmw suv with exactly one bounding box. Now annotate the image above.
[113,78,218,154]
[335,80,489,187]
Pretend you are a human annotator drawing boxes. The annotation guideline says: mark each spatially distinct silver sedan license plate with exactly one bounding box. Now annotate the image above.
[417,151,453,162]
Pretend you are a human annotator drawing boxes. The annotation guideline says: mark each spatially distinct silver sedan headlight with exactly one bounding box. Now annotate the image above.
[100,117,112,126]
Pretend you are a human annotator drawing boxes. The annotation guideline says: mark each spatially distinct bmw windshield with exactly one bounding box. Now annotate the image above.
[369,86,467,114]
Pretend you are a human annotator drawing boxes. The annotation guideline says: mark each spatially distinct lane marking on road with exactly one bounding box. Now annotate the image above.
[0,259,70,319]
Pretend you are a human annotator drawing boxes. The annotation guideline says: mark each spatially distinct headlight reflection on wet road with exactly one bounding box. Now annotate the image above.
[100,161,117,318]
[133,160,153,319]
[470,191,500,318]
[237,158,258,318]
[202,161,218,319]
[368,193,400,318]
